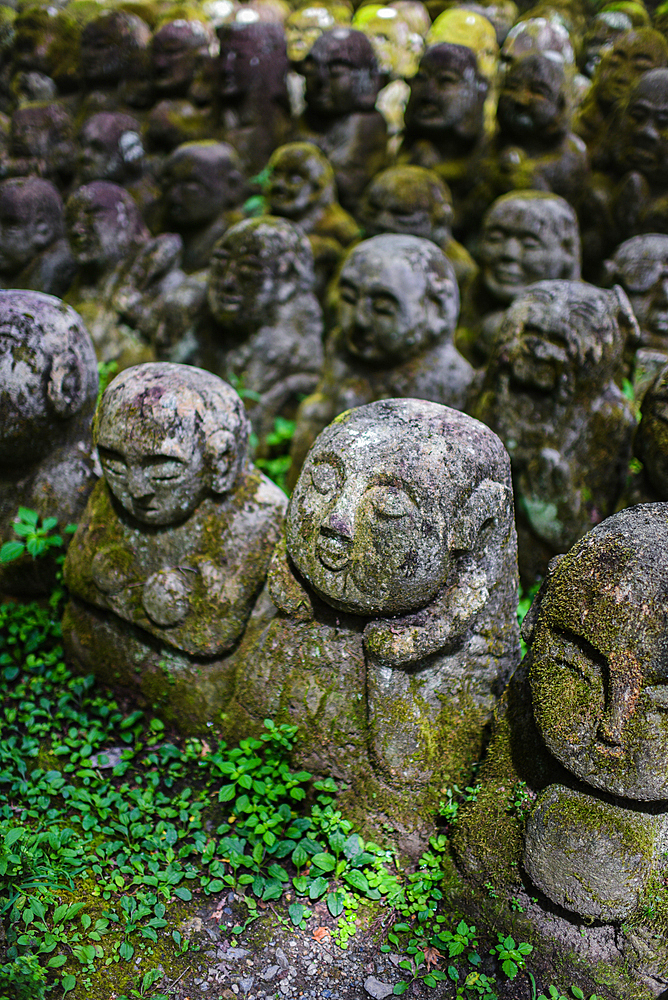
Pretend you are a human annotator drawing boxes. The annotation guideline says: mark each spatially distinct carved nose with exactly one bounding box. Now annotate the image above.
[126,468,154,498]
[499,237,522,260]
[326,509,354,540]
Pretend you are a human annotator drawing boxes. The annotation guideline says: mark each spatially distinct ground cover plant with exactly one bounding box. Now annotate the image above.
[0,516,605,1000]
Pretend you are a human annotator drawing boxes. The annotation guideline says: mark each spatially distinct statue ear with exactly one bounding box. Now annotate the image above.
[448,479,512,553]
[206,429,238,493]
[612,283,640,347]
[47,350,85,418]
[520,553,563,646]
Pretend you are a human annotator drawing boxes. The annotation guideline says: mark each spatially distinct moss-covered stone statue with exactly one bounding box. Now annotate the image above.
[474,280,637,585]
[358,165,478,294]
[455,504,668,961]
[287,234,474,487]
[200,216,324,444]
[263,141,361,294]
[624,362,668,504]
[228,399,520,854]
[62,363,287,733]
[290,28,388,212]
[459,190,581,366]
[0,177,76,298]
[0,291,98,597]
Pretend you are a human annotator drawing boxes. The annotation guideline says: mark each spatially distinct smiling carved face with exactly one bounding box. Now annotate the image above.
[286,414,450,615]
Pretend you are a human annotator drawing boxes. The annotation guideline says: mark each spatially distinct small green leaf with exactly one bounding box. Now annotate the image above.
[326,891,344,917]
[17,507,39,525]
[48,955,67,968]
[308,876,328,900]
[289,902,307,926]
[62,975,77,993]
[571,989,584,1000]
[173,887,192,901]
[312,852,336,872]
[393,983,410,995]
[0,540,25,563]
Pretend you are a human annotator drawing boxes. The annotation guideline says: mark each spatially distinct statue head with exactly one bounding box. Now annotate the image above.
[479,191,581,304]
[427,8,499,80]
[335,234,459,364]
[593,28,668,111]
[580,11,632,78]
[359,164,454,244]
[285,4,349,63]
[94,362,250,526]
[265,142,336,218]
[80,11,151,87]
[77,113,144,185]
[216,21,289,105]
[0,177,65,277]
[151,18,216,96]
[66,181,149,269]
[0,290,97,465]
[612,68,668,185]
[352,5,421,79]
[300,27,381,116]
[207,216,315,329]
[605,234,668,346]
[13,5,79,85]
[287,397,513,615]
[10,102,74,161]
[497,52,569,143]
[493,280,633,396]
[161,140,245,226]
[404,42,488,140]
[524,503,668,799]
[635,363,668,495]
[501,16,575,72]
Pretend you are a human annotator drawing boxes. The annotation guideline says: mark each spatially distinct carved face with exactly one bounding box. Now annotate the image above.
[612,236,668,340]
[501,17,574,73]
[152,21,210,95]
[595,30,668,110]
[615,70,668,185]
[13,10,60,75]
[218,32,256,98]
[427,9,498,80]
[266,145,328,217]
[285,6,338,62]
[480,198,576,303]
[529,508,668,800]
[302,30,378,116]
[360,167,453,243]
[354,6,418,78]
[66,191,130,266]
[162,148,235,224]
[208,229,283,327]
[287,415,450,614]
[78,115,142,184]
[337,241,455,362]
[581,12,632,78]
[405,45,486,137]
[0,193,44,273]
[97,403,209,526]
[497,54,565,140]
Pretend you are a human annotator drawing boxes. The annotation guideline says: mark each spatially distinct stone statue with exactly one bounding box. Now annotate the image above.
[201,216,324,443]
[157,140,246,273]
[229,398,520,853]
[0,177,76,297]
[285,4,350,65]
[632,362,668,501]
[475,53,589,210]
[1,102,76,188]
[264,141,360,292]
[397,43,489,234]
[62,363,287,733]
[427,8,499,81]
[455,504,668,936]
[288,234,474,483]
[216,21,292,176]
[79,10,152,116]
[579,11,633,78]
[0,290,98,597]
[290,28,388,211]
[459,190,581,365]
[351,5,420,138]
[151,18,216,100]
[11,5,80,103]
[65,181,196,369]
[474,280,637,585]
[358,164,478,293]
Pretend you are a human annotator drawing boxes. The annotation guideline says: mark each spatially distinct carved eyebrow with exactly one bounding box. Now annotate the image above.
[551,624,608,670]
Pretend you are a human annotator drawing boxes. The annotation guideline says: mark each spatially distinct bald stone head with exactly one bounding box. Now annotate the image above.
[266,142,336,218]
[78,113,144,185]
[301,28,382,115]
[80,11,151,87]
[161,140,245,225]
[66,181,149,269]
[95,362,250,527]
[613,68,668,185]
[405,42,488,139]
[151,19,216,97]
[360,165,454,244]
[0,177,65,276]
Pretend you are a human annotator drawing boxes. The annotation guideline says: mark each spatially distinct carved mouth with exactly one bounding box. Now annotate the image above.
[316,533,351,571]
[649,309,668,333]
[491,265,524,284]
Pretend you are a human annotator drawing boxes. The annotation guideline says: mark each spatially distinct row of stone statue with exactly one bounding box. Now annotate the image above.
[4,308,668,947]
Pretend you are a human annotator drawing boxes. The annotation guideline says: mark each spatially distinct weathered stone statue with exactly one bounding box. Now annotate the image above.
[359,164,478,292]
[288,235,474,484]
[62,363,287,733]
[0,291,98,597]
[216,21,292,176]
[632,363,668,501]
[474,280,637,585]
[201,216,324,443]
[79,10,152,116]
[285,3,350,66]
[291,28,388,211]
[157,140,246,273]
[475,53,589,209]
[11,5,80,103]
[66,181,195,369]
[456,505,668,939]
[1,102,76,188]
[397,43,489,234]
[0,177,76,297]
[351,5,418,138]
[264,141,360,292]
[427,8,499,81]
[151,18,216,100]
[229,398,520,853]
[579,11,633,78]
[459,190,581,365]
